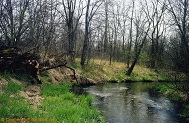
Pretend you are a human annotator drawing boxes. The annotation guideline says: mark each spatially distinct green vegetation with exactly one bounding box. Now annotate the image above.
[154,83,189,117]
[0,94,33,118]
[41,84,104,122]
[0,78,33,119]
[154,83,183,101]
[0,74,104,123]
[74,58,166,82]
[41,84,70,96]
[6,80,22,94]
[183,104,189,117]
[1,59,189,121]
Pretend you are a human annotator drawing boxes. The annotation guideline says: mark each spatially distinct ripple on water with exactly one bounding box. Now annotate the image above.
[90,91,112,98]
[84,83,188,123]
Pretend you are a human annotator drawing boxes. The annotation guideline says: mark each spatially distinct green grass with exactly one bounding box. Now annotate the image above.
[41,84,70,96]
[70,63,81,69]
[0,81,34,119]
[74,58,167,82]
[0,76,104,123]
[40,84,104,123]
[154,83,183,101]
[0,96,33,118]
[6,80,22,94]
[41,75,52,83]
[111,70,127,81]
[40,94,102,122]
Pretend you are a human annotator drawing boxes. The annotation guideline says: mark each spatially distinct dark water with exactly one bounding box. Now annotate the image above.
[83,82,189,123]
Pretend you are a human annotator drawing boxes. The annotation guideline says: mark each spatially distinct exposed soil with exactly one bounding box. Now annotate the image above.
[47,69,65,83]
[20,85,43,109]
[45,67,97,85]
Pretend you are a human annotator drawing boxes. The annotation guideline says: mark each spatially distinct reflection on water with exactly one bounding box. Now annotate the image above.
[84,82,188,123]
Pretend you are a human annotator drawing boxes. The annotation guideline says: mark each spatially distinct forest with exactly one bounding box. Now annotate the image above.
[0,0,189,76]
[0,0,189,122]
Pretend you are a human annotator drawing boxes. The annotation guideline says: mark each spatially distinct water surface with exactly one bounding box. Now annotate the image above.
[84,82,188,123]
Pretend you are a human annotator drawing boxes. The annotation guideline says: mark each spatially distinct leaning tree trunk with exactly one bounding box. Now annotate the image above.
[126,26,150,75]
[126,42,143,76]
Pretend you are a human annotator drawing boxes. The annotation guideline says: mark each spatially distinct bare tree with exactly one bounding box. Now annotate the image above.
[148,0,166,69]
[127,0,134,68]
[103,0,109,53]
[0,0,30,47]
[80,0,103,67]
[126,1,154,75]
[62,0,83,62]
[167,0,189,74]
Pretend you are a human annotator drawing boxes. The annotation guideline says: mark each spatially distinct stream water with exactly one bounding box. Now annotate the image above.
[83,82,189,123]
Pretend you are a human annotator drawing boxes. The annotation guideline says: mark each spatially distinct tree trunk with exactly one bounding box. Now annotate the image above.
[104,0,108,53]
[126,23,151,75]
[81,0,90,67]
[126,39,145,75]
[127,1,134,68]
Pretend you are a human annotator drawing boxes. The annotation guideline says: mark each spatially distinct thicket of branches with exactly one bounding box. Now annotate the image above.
[0,0,189,78]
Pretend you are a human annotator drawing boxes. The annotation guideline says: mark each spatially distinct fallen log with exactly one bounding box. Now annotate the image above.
[0,46,41,84]
[0,46,78,85]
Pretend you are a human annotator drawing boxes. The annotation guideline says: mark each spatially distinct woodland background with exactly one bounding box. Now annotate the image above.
[0,0,189,77]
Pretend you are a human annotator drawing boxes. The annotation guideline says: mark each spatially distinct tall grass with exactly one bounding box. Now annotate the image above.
[0,77,104,123]
[41,84,104,123]
[41,84,70,96]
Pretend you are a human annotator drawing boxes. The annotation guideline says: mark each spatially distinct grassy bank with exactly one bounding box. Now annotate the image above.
[0,59,163,123]
[154,83,189,117]
[71,58,166,82]
[41,84,104,122]
[1,59,188,122]
[0,74,104,123]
